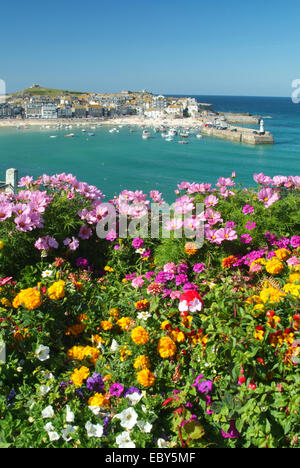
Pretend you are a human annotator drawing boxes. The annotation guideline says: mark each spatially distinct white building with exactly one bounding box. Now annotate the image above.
[41,103,58,119]
[144,108,165,119]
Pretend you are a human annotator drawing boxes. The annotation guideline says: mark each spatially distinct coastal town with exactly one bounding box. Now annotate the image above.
[0,84,274,144]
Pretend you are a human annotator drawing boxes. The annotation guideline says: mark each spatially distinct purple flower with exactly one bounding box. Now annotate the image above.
[221,420,240,439]
[197,380,213,394]
[123,387,141,398]
[86,373,105,393]
[182,283,199,292]
[76,257,89,269]
[109,383,124,397]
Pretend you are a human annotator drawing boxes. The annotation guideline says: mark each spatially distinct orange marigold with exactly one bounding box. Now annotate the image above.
[221,255,237,269]
[12,288,42,310]
[136,369,155,387]
[157,336,177,358]
[131,326,149,345]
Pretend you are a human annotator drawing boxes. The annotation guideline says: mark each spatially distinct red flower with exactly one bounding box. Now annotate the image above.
[162,397,174,407]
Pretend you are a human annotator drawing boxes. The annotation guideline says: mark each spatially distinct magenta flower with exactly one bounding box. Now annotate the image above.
[221,420,240,439]
[241,234,252,244]
[245,221,256,230]
[106,229,118,242]
[132,276,144,288]
[290,236,300,248]
[242,204,254,215]
[132,237,144,248]
[109,383,124,397]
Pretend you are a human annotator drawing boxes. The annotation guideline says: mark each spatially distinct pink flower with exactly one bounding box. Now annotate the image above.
[106,229,118,242]
[287,256,300,267]
[258,187,280,208]
[132,276,145,288]
[69,237,79,251]
[215,227,238,243]
[254,172,272,186]
[204,195,219,208]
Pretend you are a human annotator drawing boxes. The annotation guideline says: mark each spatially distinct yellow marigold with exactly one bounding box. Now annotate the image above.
[71,366,90,387]
[88,393,110,408]
[184,242,198,256]
[109,308,119,318]
[104,266,114,272]
[131,326,149,345]
[283,283,300,297]
[274,248,290,261]
[92,334,105,345]
[157,336,177,358]
[136,369,155,387]
[260,287,285,304]
[67,345,100,364]
[65,323,85,337]
[120,345,132,362]
[48,280,65,300]
[265,258,284,275]
[117,317,131,331]
[134,355,151,370]
[252,303,265,317]
[100,320,113,331]
[0,297,11,307]
[288,273,300,283]
[12,288,42,310]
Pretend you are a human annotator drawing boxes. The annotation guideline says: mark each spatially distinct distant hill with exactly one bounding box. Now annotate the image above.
[10,86,87,97]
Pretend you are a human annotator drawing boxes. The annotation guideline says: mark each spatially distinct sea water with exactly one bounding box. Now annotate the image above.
[0,96,299,202]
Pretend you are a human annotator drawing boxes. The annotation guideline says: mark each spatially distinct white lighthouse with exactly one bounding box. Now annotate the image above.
[259,119,265,135]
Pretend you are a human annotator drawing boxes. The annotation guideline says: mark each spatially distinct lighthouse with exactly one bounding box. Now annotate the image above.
[259,119,265,135]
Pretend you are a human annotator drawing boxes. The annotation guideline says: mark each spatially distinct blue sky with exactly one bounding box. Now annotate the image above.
[1,0,299,96]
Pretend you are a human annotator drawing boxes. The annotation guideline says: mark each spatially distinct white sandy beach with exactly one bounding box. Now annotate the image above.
[0,115,205,130]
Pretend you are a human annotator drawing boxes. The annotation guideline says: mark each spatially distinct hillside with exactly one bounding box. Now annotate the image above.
[10,86,87,98]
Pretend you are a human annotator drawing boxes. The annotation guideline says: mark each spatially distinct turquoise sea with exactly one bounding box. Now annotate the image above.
[0,96,299,202]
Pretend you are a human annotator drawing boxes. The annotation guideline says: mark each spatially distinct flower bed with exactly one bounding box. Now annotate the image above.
[0,172,299,448]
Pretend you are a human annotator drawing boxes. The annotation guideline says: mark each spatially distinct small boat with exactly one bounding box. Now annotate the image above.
[196,133,202,139]
[49,135,57,138]
[142,130,151,139]
[65,133,75,138]
[178,140,188,144]
[179,131,189,138]
[88,132,95,136]
[165,136,173,141]
[168,128,177,136]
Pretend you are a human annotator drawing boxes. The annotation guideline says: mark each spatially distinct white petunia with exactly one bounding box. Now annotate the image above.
[137,420,153,433]
[125,392,143,406]
[157,438,170,448]
[44,422,54,432]
[65,405,75,423]
[116,431,136,448]
[114,407,138,430]
[39,386,51,395]
[61,425,77,442]
[85,421,104,438]
[48,431,60,442]
[42,405,55,419]
[36,345,50,362]
[110,339,119,352]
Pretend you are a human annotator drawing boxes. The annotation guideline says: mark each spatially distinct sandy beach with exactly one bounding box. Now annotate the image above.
[0,115,205,130]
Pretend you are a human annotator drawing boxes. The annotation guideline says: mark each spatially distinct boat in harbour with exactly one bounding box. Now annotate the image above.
[142,130,151,139]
